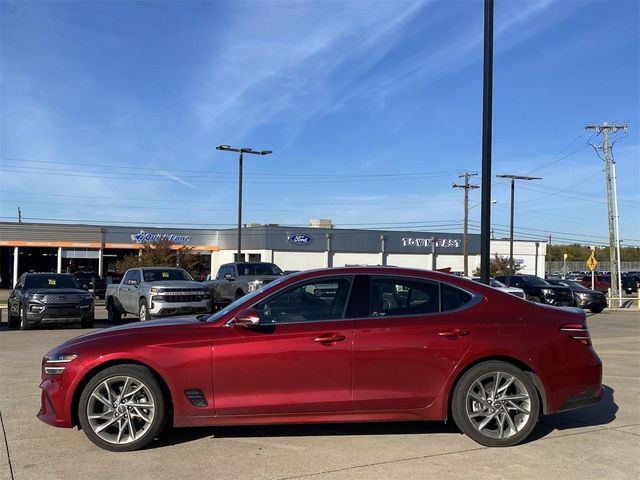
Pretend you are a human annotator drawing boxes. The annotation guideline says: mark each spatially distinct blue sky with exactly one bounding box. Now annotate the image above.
[1,0,638,246]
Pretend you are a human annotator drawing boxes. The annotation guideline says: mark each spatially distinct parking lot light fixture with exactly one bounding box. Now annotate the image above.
[216,144,273,261]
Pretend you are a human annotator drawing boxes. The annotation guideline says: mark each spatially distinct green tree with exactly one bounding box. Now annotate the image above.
[116,239,201,278]
[472,254,523,277]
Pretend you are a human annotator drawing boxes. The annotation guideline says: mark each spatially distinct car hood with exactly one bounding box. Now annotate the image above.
[54,316,205,350]
[24,288,89,295]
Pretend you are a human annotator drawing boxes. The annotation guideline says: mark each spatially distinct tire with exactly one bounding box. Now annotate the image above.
[451,361,540,447]
[527,296,541,303]
[590,307,604,314]
[78,364,166,452]
[234,290,244,301]
[81,316,95,328]
[19,304,30,330]
[138,298,150,321]
[107,298,121,323]
[7,304,19,329]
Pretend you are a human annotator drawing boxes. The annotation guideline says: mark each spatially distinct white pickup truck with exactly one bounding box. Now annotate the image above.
[105,267,211,321]
[204,262,284,309]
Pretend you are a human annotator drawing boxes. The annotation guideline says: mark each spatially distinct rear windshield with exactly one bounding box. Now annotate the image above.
[142,269,193,282]
[23,274,81,289]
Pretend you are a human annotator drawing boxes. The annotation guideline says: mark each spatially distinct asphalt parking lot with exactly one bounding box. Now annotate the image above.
[0,308,638,480]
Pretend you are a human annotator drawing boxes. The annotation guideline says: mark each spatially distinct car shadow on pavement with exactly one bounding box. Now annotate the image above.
[151,386,617,450]
[152,421,462,449]
[526,385,617,443]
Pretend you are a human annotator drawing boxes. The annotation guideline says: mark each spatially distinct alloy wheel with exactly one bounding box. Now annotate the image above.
[465,371,531,440]
[86,375,156,445]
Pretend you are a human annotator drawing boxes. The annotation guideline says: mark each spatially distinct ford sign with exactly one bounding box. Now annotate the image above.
[287,233,313,246]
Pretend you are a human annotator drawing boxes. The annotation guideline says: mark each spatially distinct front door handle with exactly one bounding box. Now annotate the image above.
[312,335,346,344]
[438,328,470,338]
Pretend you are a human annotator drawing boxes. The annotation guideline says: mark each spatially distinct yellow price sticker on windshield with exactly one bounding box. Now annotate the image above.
[48,279,56,285]
[162,272,170,278]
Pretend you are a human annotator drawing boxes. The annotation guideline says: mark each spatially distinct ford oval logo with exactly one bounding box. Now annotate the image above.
[287,233,313,245]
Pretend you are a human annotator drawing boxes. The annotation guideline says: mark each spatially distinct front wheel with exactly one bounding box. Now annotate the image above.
[78,364,166,452]
[452,361,540,447]
[590,307,604,314]
[19,304,30,330]
[81,316,95,328]
[7,303,19,329]
[527,296,541,303]
[138,299,150,321]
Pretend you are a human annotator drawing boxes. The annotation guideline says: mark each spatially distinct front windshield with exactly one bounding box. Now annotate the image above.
[142,268,193,282]
[206,274,290,323]
[24,274,81,289]
[561,280,589,291]
[236,263,284,276]
[490,279,507,288]
[523,276,550,287]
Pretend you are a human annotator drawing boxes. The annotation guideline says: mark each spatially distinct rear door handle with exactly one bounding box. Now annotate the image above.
[313,335,346,344]
[438,328,470,338]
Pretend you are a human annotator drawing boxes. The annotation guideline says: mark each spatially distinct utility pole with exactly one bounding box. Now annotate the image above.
[453,172,479,276]
[496,174,542,274]
[586,122,628,304]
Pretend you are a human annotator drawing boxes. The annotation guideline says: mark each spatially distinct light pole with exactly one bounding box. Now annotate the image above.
[535,241,540,277]
[496,174,541,274]
[216,145,273,261]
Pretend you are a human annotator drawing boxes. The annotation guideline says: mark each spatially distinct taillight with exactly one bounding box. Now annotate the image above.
[560,323,591,346]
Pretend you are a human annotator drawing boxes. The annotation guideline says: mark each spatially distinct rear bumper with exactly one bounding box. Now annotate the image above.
[557,386,603,412]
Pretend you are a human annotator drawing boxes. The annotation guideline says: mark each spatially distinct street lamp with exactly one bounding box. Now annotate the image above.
[496,174,542,274]
[216,145,273,261]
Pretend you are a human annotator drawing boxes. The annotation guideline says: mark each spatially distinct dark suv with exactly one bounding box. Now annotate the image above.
[72,271,107,299]
[7,273,95,330]
[546,279,606,313]
[494,274,575,307]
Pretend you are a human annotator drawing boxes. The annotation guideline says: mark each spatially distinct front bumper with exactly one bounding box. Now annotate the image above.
[25,304,94,326]
[149,298,211,316]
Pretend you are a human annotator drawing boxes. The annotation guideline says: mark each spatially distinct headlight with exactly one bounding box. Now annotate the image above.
[576,292,590,299]
[32,293,46,301]
[247,280,263,292]
[43,353,78,375]
[541,288,555,295]
[81,294,94,303]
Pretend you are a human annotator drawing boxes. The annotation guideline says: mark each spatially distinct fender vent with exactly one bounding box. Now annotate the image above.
[184,389,208,407]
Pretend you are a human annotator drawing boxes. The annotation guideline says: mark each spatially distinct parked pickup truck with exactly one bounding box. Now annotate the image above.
[204,262,284,308]
[105,267,211,322]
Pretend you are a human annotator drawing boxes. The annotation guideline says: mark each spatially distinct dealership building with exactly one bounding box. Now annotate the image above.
[0,221,546,288]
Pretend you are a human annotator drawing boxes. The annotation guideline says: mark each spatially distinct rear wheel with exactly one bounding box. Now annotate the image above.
[452,361,540,447]
[107,298,121,322]
[590,307,604,314]
[78,364,166,452]
[234,290,244,301]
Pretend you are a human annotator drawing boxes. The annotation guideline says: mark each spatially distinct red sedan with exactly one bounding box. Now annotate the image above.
[38,267,602,451]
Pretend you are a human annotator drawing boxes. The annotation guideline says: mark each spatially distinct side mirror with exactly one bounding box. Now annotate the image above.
[128,279,138,286]
[224,273,235,281]
[233,308,260,328]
